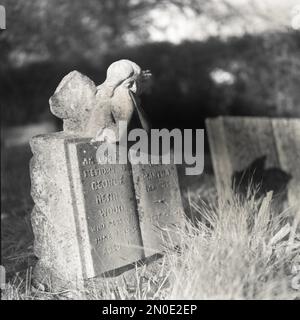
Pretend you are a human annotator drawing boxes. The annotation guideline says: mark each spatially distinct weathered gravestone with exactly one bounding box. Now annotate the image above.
[30,60,184,292]
[206,116,300,215]
[132,163,184,256]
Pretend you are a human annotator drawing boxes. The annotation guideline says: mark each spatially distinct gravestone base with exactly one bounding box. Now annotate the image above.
[83,253,164,299]
[32,253,165,299]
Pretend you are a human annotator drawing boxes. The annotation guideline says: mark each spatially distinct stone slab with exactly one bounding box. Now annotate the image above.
[206,116,300,214]
[30,133,185,292]
[272,119,300,215]
[132,161,184,256]
[30,133,84,291]
[66,140,145,277]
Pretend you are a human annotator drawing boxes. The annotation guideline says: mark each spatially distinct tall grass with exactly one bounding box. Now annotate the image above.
[1,188,299,300]
[167,190,299,299]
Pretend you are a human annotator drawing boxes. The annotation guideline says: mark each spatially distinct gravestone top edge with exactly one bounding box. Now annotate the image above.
[29,131,93,145]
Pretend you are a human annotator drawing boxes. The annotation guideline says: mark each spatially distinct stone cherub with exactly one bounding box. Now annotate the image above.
[49,59,151,142]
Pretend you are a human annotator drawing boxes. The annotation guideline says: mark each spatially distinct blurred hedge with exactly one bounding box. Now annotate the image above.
[1,31,299,128]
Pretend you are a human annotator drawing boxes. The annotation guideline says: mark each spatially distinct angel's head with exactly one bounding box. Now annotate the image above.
[101,59,151,97]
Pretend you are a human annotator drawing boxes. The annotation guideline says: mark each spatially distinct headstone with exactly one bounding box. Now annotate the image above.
[206,116,300,215]
[132,162,184,256]
[66,140,145,277]
[272,119,300,215]
[30,60,184,293]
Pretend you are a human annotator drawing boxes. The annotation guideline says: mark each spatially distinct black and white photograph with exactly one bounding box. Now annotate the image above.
[0,0,299,302]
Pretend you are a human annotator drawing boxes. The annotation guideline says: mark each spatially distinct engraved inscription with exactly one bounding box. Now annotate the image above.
[143,168,171,181]
[102,244,122,256]
[68,140,144,276]
[91,176,124,190]
[146,180,171,192]
[99,205,124,217]
[90,224,105,232]
[95,234,112,244]
[82,157,95,166]
[83,167,114,178]
[132,161,184,256]
[96,192,117,204]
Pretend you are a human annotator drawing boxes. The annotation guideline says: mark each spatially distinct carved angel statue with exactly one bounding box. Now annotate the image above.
[49,59,152,142]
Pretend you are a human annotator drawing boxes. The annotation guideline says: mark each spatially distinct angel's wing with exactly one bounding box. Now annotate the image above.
[49,71,97,134]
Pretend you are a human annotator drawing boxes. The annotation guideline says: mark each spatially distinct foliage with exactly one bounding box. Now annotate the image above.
[1,0,284,65]
[1,32,299,128]
[1,0,218,64]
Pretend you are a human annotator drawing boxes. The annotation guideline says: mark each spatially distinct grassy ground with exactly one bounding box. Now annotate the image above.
[1,144,299,300]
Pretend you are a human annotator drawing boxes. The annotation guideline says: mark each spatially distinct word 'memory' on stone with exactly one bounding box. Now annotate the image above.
[206,116,300,215]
